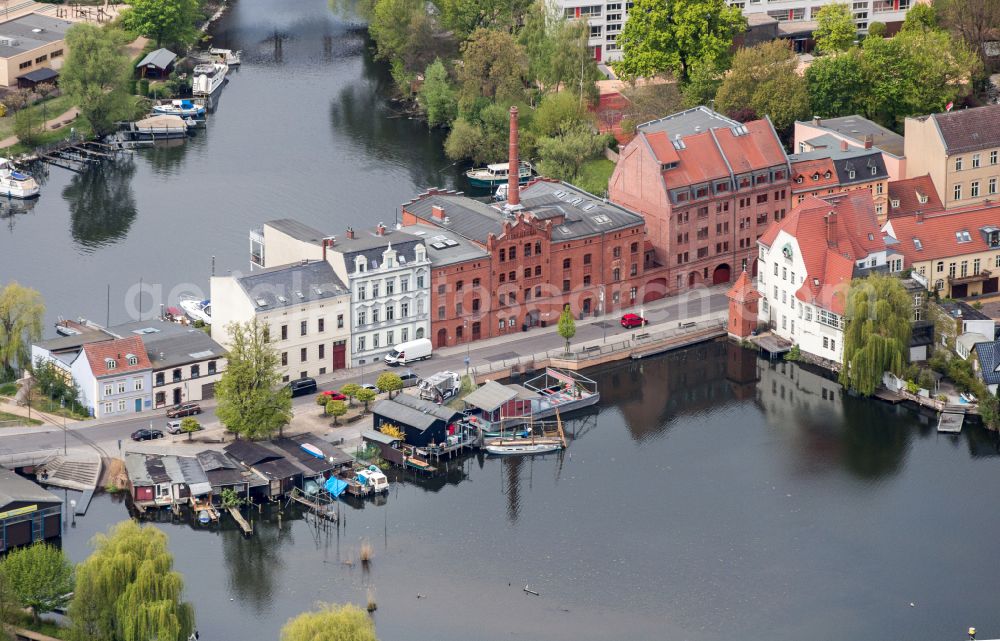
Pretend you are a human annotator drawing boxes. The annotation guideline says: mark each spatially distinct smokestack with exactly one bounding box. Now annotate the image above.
[507,105,520,208]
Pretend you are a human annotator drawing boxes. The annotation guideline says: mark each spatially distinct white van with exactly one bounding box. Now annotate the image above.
[384,338,432,366]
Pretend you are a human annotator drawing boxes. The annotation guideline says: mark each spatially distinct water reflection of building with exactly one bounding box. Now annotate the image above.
[755,358,843,424]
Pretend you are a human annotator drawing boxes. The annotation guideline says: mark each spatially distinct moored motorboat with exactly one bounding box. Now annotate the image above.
[192,62,228,96]
[209,47,241,66]
[484,441,563,456]
[465,161,533,188]
[152,99,206,118]
[0,158,39,198]
[179,296,212,324]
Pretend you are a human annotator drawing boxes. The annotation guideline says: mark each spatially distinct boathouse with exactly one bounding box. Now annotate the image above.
[462,380,531,428]
[224,441,301,500]
[0,467,62,552]
[135,47,176,79]
[196,450,252,503]
[124,453,213,508]
[270,435,354,480]
[372,394,461,447]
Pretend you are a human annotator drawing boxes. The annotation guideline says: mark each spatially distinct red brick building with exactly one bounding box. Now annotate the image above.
[401,179,661,348]
[609,106,791,295]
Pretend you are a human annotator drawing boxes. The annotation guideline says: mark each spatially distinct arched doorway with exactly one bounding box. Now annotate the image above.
[688,271,699,287]
[643,278,667,302]
[415,327,425,339]
[712,263,731,285]
[436,328,447,348]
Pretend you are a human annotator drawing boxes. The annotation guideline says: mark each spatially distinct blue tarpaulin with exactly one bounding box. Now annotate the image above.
[324,477,348,498]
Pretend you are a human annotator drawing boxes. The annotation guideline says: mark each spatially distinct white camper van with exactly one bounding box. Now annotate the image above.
[384,338,433,366]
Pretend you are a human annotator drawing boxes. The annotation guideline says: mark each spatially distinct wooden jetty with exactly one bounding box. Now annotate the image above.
[227,506,253,535]
[30,140,131,172]
[289,488,339,522]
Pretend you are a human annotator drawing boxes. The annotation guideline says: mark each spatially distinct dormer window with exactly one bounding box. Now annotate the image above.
[891,198,900,208]
[796,175,804,184]
[811,172,819,181]
[917,192,928,204]
[105,358,116,369]
[824,171,832,179]
[126,353,138,366]
[355,256,367,273]
[848,170,855,179]
[870,166,877,175]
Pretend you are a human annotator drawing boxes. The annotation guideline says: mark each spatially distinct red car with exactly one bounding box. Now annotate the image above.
[321,390,347,401]
[620,313,648,329]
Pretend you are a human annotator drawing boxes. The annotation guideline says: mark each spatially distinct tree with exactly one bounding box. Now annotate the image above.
[457,29,528,104]
[280,603,378,641]
[557,304,576,355]
[220,487,244,508]
[179,416,200,441]
[444,103,518,163]
[519,3,601,100]
[316,393,330,413]
[839,274,912,396]
[936,0,999,66]
[866,21,887,38]
[0,282,44,381]
[813,4,857,54]
[327,399,347,425]
[69,521,194,641]
[536,125,609,183]
[532,91,587,138]
[418,59,457,127]
[615,0,745,83]
[901,2,938,32]
[215,318,292,440]
[715,40,809,132]
[805,47,868,117]
[340,383,361,407]
[356,388,377,412]
[376,372,403,398]
[119,0,200,48]
[620,78,684,132]
[13,107,44,146]
[59,25,132,137]
[435,0,531,40]
[0,543,73,623]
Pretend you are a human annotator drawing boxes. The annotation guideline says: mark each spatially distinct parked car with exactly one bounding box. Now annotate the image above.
[166,420,203,435]
[166,402,201,418]
[131,428,164,441]
[620,313,648,329]
[321,390,347,401]
[380,370,420,391]
[360,383,379,392]
[288,377,318,398]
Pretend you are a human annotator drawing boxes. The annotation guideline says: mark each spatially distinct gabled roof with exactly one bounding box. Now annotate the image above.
[790,157,839,192]
[727,270,760,303]
[464,380,517,412]
[924,104,1000,154]
[110,319,224,370]
[790,147,887,186]
[224,440,284,467]
[136,48,176,70]
[0,466,61,509]
[373,395,458,432]
[974,340,1000,385]
[887,175,943,219]
[83,336,151,378]
[881,202,1000,264]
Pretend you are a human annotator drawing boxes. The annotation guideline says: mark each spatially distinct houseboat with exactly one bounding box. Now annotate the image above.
[462,368,599,432]
[465,161,534,188]
[152,99,206,118]
[192,62,228,96]
[0,158,39,199]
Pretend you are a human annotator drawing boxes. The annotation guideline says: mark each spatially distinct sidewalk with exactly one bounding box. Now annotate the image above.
[0,398,66,425]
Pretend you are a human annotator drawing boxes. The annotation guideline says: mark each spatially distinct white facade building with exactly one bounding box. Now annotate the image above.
[325,225,431,366]
[70,337,153,419]
[559,1,631,62]
[757,192,887,364]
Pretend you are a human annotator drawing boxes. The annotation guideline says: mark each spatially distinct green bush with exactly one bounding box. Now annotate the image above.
[784,345,802,361]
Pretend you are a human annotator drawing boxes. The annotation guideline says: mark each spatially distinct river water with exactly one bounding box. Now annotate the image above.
[58,342,1000,640]
[7,0,1000,639]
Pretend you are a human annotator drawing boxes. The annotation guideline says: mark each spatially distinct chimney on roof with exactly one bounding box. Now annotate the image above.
[826,211,838,247]
[840,139,849,152]
[376,222,386,236]
[345,227,355,240]
[863,134,873,149]
[506,106,521,209]
[321,236,336,262]
[813,116,821,127]
[432,205,445,220]
[916,210,924,223]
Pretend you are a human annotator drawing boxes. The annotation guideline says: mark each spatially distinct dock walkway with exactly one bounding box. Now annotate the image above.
[228,506,253,535]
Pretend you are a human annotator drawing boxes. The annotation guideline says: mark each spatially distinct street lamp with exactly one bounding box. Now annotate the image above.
[69,499,76,527]
[598,286,606,343]
[464,319,470,381]
[60,397,67,455]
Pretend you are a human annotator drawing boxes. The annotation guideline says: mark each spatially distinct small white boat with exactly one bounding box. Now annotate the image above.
[179,296,212,324]
[152,99,206,118]
[485,442,563,456]
[466,161,533,188]
[356,465,388,493]
[192,62,228,96]
[209,47,241,66]
[0,158,39,199]
[198,510,211,524]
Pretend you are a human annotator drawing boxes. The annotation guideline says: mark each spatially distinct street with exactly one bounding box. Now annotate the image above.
[0,286,728,459]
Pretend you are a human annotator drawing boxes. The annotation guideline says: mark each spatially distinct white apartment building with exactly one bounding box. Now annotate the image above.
[211,260,352,382]
[756,192,887,364]
[560,1,631,62]
[324,225,431,366]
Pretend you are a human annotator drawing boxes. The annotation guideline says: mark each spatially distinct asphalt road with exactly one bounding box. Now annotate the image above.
[0,287,728,459]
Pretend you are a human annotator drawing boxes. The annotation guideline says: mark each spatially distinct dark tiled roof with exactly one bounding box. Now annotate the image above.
[373,394,459,432]
[940,300,992,321]
[636,106,739,138]
[789,148,888,186]
[224,440,283,467]
[236,260,348,312]
[0,466,61,508]
[975,341,1000,385]
[401,225,488,266]
[331,228,426,270]
[402,194,504,244]
[929,105,1000,154]
[136,48,176,70]
[517,180,646,237]
[111,319,224,370]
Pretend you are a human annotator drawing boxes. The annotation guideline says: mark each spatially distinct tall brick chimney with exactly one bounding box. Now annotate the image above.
[432,205,445,220]
[840,139,849,152]
[346,226,355,240]
[826,211,837,247]
[507,105,520,208]
[376,222,386,236]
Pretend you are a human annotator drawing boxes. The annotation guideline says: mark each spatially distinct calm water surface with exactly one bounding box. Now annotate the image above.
[60,343,1000,641]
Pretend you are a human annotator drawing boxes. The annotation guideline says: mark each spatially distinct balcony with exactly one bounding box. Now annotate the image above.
[948,270,992,285]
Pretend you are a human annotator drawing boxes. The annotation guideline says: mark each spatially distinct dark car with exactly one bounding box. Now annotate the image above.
[620,313,648,329]
[131,428,164,441]
[288,377,318,398]
[166,402,201,418]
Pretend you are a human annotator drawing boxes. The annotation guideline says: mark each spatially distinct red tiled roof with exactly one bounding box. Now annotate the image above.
[761,192,885,315]
[887,175,944,219]
[727,269,760,302]
[658,131,731,188]
[83,336,151,378]
[712,120,788,175]
[790,157,839,193]
[884,202,1000,265]
[644,131,680,164]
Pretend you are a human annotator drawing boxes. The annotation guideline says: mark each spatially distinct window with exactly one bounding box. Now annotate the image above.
[455,302,463,316]
[971,181,980,198]
[118,399,126,412]
[386,331,393,347]
[991,151,998,165]
[317,318,325,333]
[281,324,288,340]
[386,305,395,321]
[954,184,962,200]
[937,261,944,273]
[630,263,638,276]
[831,339,836,351]
[990,178,997,195]
[472,298,480,312]
[104,402,113,414]
[358,336,366,352]
[563,279,571,292]
[386,280,394,295]
[613,247,622,258]
[876,183,883,195]
[155,373,164,386]
[438,306,446,319]
[631,242,639,254]
[823,336,829,349]
[371,282,379,298]
[974,258,980,273]
[104,384,112,397]
[18,61,30,70]
[401,302,409,317]
[50,49,63,58]
[357,310,366,325]
[956,157,964,171]
[524,243,532,257]
[509,318,516,327]
[583,275,591,286]
[300,320,307,336]
[337,314,344,328]
[173,368,182,382]
[563,258,571,269]
[191,364,200,378]
[473,278,481,288]
[509,271,516,281]
[106,359,116,370]
[402,328,408,342]
[949,263,956,277]
[319,344,325,359]
[774,263,779,276]
[613,268,621,281]
[35,54,47,64]
[961,260,968,277]
[417,274,425,288]
[208,361,217,375]
[127,354,138,366]
[524,268,531,278]
[372,309,380,324]
[973,154,981,168]
[281,352,288,366]
[500,248,506,261]
[117,381,126,394]
[358,285,366,301]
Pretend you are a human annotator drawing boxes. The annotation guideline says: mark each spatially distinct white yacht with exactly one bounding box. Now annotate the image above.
[178,296,212,324]
[0,158,39,198]
[192,62,228,96]
[209,48,241,66]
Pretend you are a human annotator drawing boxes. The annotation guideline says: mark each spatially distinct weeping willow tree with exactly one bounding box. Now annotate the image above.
[69,521,194,641]
[281,603,378,641]
[839,274,912,396]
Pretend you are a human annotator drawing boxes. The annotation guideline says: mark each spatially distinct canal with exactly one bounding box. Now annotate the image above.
[60,342,1000,641]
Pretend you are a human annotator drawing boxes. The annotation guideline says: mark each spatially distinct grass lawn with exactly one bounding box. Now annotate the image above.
[575,157,615,197]
[31,394,90,421]
[0,411,42,426]
[0,381,17,396]
[0,94,77,140]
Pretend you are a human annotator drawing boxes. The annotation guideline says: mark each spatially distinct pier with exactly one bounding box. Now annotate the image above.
[288,488,339,523]
[228,506,253,535]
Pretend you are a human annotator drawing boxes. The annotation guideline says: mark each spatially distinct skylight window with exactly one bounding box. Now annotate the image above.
[591,214,612,225]
[913,238,923,251]
[956,230,972,243]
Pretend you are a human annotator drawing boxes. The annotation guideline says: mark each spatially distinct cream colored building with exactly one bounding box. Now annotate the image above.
[904,105,1000,210]
[211,260,352,382]
[0,14,72,87]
